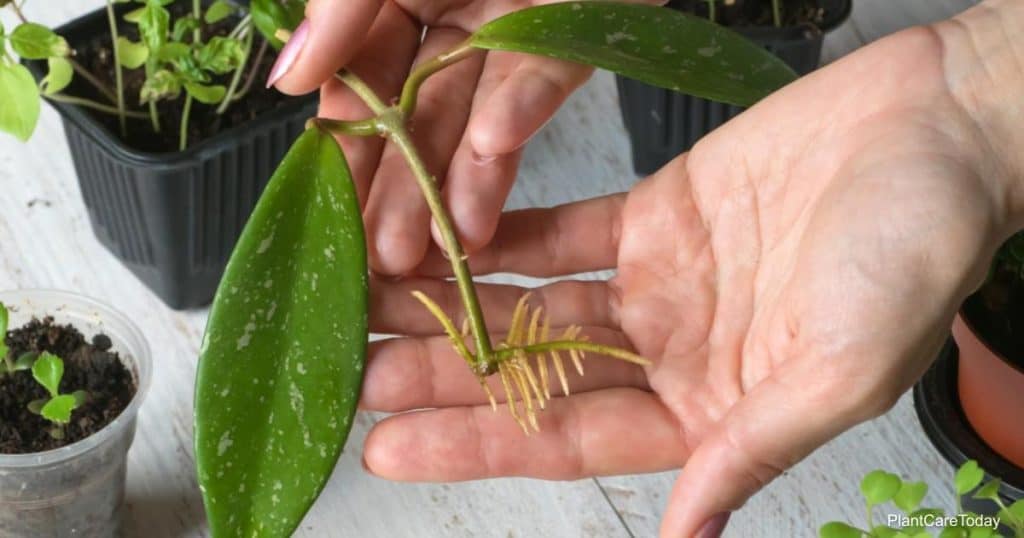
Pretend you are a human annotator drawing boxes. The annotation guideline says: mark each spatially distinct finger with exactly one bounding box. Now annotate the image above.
[361,328,648,411]
[418,194,626,278]
[469,56,593,157]
[658,358,911,538]
[318,3,420,206]
[270,0,385,94]
[371,278,619,335]
[364,28,485,275]
[363,388,684,481]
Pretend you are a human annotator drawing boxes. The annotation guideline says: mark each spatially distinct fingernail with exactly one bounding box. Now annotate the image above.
[266,19,310,88]
[696,512,730,538]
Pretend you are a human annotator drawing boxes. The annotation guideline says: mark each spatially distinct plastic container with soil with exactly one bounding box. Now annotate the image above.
[616,0,852,175]
[0,289,152,537]
[25,4,318,309]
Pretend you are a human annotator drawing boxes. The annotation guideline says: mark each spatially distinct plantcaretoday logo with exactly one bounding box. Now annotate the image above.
[886,512,1001,530]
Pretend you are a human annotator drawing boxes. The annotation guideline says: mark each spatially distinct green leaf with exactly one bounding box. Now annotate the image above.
[205,0,235,24]
[9,22,70,59]
[26,398,46,415]
[197,36,246,74]
[156,42,190,62]
[184,82,226,104]
[41,57,73,95]
[32,352,64,397]
[172,15,199,42]
[250,0,305,49]
[14,351,38,371]
[820,522,864,538]
[124,7,146,24]
[0,63,40,141]
[196,128,368,537]
[138,3,170,54]
[469,2,797,107]
[862,470,903,506]
[973,478,1001,502]
[955,460,985,496]
[0,302,8,359]
[872,526,901,538]
[939,528,968,538]
[895,481,929,513]
[41,394,77,424]
[116,37,149,69]
[71,389,88,407]
[140,69,181,103]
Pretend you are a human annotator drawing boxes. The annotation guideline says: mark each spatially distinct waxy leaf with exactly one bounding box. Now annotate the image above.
[0,63,40,141]
[470,2,797,107]
[196,128,368,537]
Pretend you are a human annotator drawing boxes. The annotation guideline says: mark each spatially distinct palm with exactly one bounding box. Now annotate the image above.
[359,24,1004,538]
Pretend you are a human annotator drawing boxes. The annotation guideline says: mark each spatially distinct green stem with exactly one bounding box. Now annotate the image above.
[148,101,161,132]
[706,0,716,23]
[335,71,387,113]
[192,0,202,43]
[46,93,148,118]
[218,26,253,114]
[69,60,117,104]
[771,0,782,27]
[312,117,381,137]
[398,40,478,119]
[231,38,268,103]
[179,95,193,151]
[105,0,126,136]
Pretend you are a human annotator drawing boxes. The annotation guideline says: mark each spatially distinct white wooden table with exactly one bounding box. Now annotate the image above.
[0,1,979,536]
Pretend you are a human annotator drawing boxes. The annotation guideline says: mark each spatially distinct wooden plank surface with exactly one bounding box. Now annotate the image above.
[0,0,980,536]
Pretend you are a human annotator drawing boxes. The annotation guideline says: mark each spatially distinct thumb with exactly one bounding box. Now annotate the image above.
[659,365,894,537]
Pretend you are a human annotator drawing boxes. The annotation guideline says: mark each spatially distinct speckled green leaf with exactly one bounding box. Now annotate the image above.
[470,2,797,107]
[195,128,368,537]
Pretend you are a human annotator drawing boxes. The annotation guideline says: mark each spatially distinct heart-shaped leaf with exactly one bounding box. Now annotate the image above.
[861,470,902,507]
[195,128,368,537]
[470,2,797,107]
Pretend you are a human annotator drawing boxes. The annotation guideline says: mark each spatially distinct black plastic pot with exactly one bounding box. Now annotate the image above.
[28,6,317,309]
[616,0,853,175]
[914,339,1024,519]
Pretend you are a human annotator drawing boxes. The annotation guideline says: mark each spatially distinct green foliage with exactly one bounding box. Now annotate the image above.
[195,128,368,536]
[41,56,73,95]
[8,22,69,59]
[821,461,1024,538]
[470,2,797,107]
[27,352,89,434]
[205,0,235,24]
[250,0,305,49]
[116,36,149,69]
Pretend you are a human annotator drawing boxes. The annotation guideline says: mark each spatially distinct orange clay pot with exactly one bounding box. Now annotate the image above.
[953,314,1024,469]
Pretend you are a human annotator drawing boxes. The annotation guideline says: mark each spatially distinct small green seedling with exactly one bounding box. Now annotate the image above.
[0,301,37,376]
[26,351,88,440]
[820,460,1024,538]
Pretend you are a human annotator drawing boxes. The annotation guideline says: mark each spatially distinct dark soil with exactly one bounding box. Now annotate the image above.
[964,264,1024,370]
[0,317,136,454]
[671,0,827,28]
[65,4,293,153]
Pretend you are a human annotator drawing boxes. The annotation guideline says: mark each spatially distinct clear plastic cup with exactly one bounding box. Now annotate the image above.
[0,290,152,537]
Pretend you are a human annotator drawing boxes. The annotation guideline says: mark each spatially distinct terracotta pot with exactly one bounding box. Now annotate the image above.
[953,314,1024,468]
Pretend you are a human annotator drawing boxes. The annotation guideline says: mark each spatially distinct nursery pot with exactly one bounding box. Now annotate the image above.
[0,289,152,537]
[952,313,1024,469]
[914,339,1024,519]
[26,6,318,310]
[616,0,852,175]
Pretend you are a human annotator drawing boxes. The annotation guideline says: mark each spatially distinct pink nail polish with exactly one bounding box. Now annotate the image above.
[696,512,731,538]
[266,19,310,88]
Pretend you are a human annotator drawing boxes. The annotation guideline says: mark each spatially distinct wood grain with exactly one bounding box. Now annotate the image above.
[0,0,979,536]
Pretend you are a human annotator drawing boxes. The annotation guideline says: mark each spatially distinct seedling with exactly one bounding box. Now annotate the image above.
[0,0,304,149]
[0,302,37,376]
[196,2,798,535]
[26,352,88,440]
[820,461,1024,538]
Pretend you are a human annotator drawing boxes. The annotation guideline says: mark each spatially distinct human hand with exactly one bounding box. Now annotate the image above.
[267,0,662,276]
[352,10,1024,537]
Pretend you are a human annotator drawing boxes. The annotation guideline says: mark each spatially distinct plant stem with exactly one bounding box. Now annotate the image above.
[193,0,202,43]
[148,101,161,132]
[387,119,495,369]
[706,0,716,22]
[398,40,478,119]
[69,60,117,104]
[771,0,782,27]
[312,117,381,137]
[231,39,268,103]
[104,0,126,136]
[47,93,148,118]
[180,95,193,151]
[217,25,253,114]
[9,0,27,23]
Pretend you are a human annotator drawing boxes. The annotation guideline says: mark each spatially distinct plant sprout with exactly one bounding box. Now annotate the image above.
[26,352,88,440]
[821,461,1024,538]
[0,302,36,377]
